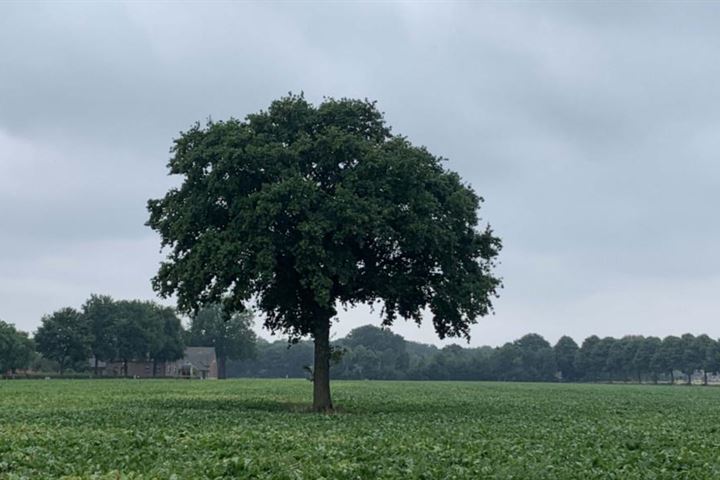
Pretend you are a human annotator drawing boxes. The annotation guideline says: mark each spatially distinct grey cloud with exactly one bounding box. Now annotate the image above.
[2,2,720,346]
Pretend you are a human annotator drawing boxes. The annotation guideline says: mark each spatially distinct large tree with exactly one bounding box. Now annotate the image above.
[35,308,92,374]
[147,95,501,410]
[186,304,256,379]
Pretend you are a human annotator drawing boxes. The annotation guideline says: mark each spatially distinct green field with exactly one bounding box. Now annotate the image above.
[1,380,719,479]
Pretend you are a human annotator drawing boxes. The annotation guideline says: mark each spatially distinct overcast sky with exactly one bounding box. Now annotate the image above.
[2,2,720,347]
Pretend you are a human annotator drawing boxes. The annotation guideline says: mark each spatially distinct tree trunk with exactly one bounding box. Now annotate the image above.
[704,371,708,386]
[94,357,99,376]
[153,359,157,377]
[687,372,692,385]
[218,355,227,379]
[123,359,128,377]
[670,371,674,384]
[312,320,333,412]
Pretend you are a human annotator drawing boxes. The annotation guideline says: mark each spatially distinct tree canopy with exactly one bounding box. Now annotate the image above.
[147,94,502,410]
[104,299,185,376]
[31,296,185,376]
[34,308,92,374]
[0,320,35,374]
[83,294,120,374]
[554,336,579,381]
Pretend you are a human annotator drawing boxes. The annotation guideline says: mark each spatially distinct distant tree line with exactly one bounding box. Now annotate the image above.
[4,304,720,384]
[230,325,720,385]
[0,295,255,378]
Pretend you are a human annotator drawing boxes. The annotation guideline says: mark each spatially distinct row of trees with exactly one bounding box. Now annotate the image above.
[1,296,256,378]
[35,296,185,375]
[6,306,720,384]
[230,326,720,384]
[566,334,720,384]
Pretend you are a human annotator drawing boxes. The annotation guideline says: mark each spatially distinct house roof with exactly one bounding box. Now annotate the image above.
[183,347,216,371]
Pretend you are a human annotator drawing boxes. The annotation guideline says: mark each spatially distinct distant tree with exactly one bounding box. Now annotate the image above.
[489,334,555,382]
[695,334,720,385]
[439,344,474,380]
[554,336,579,382]
[632,336,661,383]
[113,300,158,376]
[466,346,495,381]
[624,336,644,382]
[187,305,256,379]
[515,333,552,352]
[679,334,701,385]
[0,322,11,372]
[575,335,601,381]
[147,95,502,410]
[338,345,382,379]
[405,340,439,359]
[605,338,626,381]
[649,349,668,383]
[341,325,406,352]
[0,320,35,375]
[492,342,521,381]
[591,337,615,381]
[514,334,556,381]
[149,306,185,376]
[606,336,643,382]
[337,325,409,379]
[82,294,120,375]
[11,331,34,373]
[424,345,455,380]
[35,308,92,374]
[657,336,684,384]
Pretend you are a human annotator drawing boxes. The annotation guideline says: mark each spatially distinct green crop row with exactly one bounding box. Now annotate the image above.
[1,380,719,479]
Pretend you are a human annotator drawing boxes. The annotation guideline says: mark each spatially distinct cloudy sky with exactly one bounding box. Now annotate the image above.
[2,2,720,347]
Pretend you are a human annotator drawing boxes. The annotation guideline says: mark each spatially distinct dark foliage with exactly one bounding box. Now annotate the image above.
[230,325,720,384]
[147,94,502,409]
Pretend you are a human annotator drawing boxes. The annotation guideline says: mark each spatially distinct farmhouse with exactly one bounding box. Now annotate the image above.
[164,347,219,379]
[94,347,218,379]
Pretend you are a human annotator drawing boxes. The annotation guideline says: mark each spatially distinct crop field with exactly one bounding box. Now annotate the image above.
[1,380,720,479]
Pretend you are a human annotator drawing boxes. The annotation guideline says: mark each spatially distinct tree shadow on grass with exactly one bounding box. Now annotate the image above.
[120,388,520,417]
[130,394,524,417]
[124,396,349,415]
